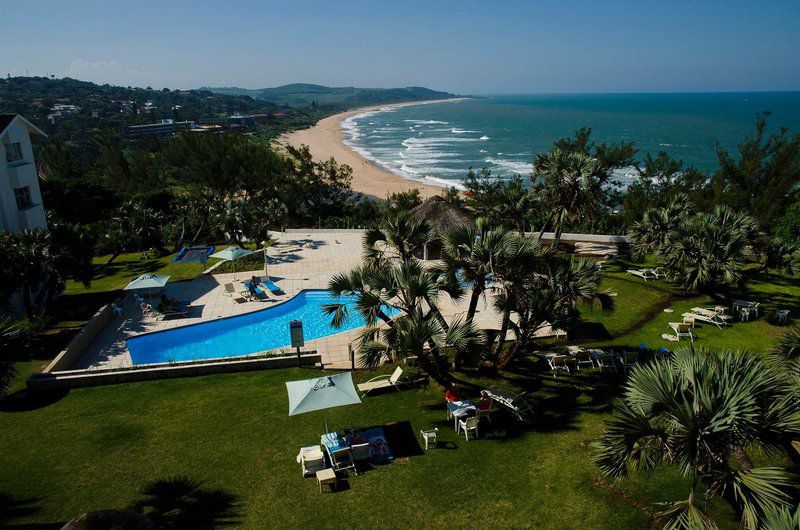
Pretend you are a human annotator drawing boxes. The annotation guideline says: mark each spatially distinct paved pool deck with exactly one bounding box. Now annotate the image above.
[74,230,509,371]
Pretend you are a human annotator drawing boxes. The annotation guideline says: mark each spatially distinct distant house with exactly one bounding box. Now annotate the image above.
[124,119,195,139]
[0,114,48,234]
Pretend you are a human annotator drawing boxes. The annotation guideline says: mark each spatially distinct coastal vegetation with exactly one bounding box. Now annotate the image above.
[1,78,800,529]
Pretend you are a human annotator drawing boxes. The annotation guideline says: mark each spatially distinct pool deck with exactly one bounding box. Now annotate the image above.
[74,230,512,371]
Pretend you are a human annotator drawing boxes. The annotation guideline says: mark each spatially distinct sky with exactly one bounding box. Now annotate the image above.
[2,0,800,94]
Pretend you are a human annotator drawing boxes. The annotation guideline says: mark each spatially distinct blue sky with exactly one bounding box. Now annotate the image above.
[2,0,799,93]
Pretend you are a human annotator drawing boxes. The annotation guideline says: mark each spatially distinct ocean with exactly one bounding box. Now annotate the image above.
[341,92,800,189]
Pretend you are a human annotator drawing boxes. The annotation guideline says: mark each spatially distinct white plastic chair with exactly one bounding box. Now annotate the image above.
[459,416,479,441]
[420,428,438,450]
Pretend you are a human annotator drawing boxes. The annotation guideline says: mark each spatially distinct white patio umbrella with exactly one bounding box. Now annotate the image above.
[286,372,361,433]
[210,246,255,279]
[123,273,170,300]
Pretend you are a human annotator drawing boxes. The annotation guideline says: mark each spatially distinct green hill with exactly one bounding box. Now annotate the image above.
[202,83,459,107]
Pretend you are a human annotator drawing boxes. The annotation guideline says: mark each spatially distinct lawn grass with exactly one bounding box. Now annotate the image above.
[2,257,795,528]
[0,365,739,529]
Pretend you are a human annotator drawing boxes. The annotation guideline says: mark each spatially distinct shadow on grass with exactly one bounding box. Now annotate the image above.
[0,492,55,528]
[130,477,241,529]
[382,420,424,458]
[0,388,70,412]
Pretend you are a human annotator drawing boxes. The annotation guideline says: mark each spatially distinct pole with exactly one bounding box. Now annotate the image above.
[296,346,301,368]
[349,343,354,370]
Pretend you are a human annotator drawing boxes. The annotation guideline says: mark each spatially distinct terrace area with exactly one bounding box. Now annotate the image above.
[72,230,512,372]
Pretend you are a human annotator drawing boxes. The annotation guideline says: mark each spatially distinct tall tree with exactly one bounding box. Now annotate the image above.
[531,148,602,246]
[711,112,800,229]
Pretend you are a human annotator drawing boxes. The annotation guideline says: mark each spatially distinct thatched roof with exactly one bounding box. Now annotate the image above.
[409,195,475,236]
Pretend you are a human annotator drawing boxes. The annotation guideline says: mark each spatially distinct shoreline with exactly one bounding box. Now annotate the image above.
[278,98,469,200]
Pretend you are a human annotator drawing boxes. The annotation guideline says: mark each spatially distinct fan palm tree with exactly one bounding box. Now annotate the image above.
[437,219,516,324]
[627,194,693,261]
[768,325,800,386]
[532,148,601,247]
[660,205,760,294]
[594,347,800,530]
[362,210,434,266]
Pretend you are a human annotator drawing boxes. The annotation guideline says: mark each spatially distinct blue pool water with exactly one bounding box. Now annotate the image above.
[126,290,392,365]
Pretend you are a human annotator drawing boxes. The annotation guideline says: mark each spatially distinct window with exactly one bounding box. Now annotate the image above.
[14,186,32,209]
[5,142,23,163]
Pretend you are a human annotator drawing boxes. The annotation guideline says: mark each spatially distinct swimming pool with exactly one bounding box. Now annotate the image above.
[126,290,395,365]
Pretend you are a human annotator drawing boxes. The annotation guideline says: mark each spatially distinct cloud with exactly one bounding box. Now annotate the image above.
[63,58,187,89]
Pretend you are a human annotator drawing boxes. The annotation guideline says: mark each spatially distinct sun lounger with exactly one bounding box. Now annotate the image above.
[482,387,534,422]
[668,322,693,341]
[144,304,190,320]
[688,308,732,328]
[356,366,425,397]
[626,269,658,281]
[223,282,250,303]
[252,277,284,295]
[296,445,326,477]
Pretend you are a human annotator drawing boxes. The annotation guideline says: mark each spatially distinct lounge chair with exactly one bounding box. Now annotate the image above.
[566,346,595,370]
[688,308,732,328]
[483,387,534,422]
[350,443,371,474]
[596,352,619,373]
[669,322,693,341]
[223,282,250,304]
[329,447,354,472]
[548,355,573,377]
[621,351,639,372]
[143,304,190,320]
[626,269,658,281]
[357,366,424,397]
[255,277,285,295]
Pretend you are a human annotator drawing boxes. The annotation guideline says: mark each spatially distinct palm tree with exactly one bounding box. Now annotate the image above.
[627,195,693,261]
[660,205,760,294]
[362,211,434,266]
[532,148,601,247]
[490,254,613,369]
[594,347,800,530]
[438,219,515,324]
[768,325,800,386]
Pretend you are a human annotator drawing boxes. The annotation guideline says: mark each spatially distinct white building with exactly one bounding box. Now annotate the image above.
[0,114,47,234]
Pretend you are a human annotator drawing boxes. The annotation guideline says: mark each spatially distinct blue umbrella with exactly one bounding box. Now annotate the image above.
[286,372,361,433]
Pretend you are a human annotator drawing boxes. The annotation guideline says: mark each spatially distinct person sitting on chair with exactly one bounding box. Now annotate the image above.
[445,384,461,402]
[476,391,492,413]
[160,294,179,310]
[248,276,261,296]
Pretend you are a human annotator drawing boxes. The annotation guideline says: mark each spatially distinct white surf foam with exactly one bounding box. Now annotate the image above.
[485,157,533,175]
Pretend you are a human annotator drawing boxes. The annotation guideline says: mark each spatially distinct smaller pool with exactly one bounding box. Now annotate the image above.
[172,245,215,263]
[126,290,395,365]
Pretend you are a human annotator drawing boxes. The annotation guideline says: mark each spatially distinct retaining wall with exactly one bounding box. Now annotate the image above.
[28,352,322,390]
[44,304,113,373]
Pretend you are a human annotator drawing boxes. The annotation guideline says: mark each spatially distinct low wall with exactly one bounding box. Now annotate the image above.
[28,352,323,390]
[44,304,113,373]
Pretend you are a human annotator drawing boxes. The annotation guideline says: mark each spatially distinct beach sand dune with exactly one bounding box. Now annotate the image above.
[279,99,466,200]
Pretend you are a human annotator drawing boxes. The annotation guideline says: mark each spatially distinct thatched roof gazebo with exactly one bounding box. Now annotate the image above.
[409,195,475,259]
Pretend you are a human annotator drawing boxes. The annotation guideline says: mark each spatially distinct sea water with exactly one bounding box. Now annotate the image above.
[342,93,800,189]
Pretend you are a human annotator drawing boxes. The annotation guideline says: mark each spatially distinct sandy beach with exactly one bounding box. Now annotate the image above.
[279,98,467,200]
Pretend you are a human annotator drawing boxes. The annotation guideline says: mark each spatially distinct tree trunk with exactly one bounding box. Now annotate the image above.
[102,252,120,273]
[730,445,754,470]
[538,210,556,241]
[492,306,512,358]
[466,284,483,322]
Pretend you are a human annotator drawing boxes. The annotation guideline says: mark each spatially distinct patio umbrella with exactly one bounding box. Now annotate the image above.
[286,372,361,433]
[123,273,170,300]
[209,246,255,279]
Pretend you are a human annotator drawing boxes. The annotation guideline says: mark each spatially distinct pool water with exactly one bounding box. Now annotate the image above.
[126,290,394,365]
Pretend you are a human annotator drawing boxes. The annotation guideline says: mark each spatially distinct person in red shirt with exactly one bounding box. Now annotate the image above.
[445,384,461,402]
[476,391,492,412]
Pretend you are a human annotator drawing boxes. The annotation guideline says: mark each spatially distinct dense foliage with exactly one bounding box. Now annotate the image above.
[594,347,800,530]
